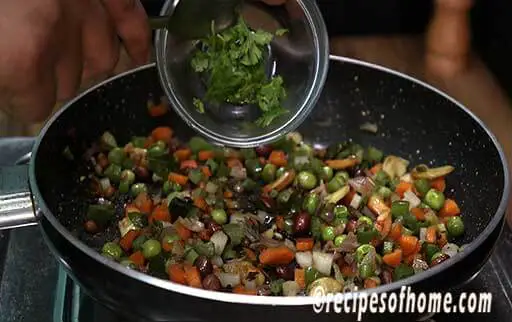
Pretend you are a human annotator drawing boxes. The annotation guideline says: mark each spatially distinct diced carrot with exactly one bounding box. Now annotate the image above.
[201,166,212,177]
[399,235,419,256]
[162,238,174,252]
[395,181,413,198]
[426,226,437,244]
[151,126,173,144]
[382,249,402,268]
[431,177,446,192]
[175,222,192,240]
[174,148,192,162]
[268,150,287,167]
[134,192,153,214]
[198,150,215,161]
[184,265,203,288]
[180,160,198,170]
[438,199,461,217]
[244,248,257,261]
[226,158,243,168]
[223,190,233,198]
[438,232,448,248]
[370,163,383,175]
[275,215,285,231]
[193,197,208,211]
[233,285,258,295]
[259,246,295,265]
[168,264,187,285]
[411,207,426,221]
[295,268,306,289]
[168,172,189,186]
[342,189,356,206]
[147,102,168,117]
[295,238,314,251]
[325,158,359,170]
[364,278,379,289]
[340,264,357,277]
[150,204,171,223]
[129,251,145,267]
[119,230,140,252]
[389,223,403,241]
[124,203,140,217]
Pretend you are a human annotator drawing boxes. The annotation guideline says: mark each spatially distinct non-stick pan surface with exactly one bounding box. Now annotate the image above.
[24,56,508,321]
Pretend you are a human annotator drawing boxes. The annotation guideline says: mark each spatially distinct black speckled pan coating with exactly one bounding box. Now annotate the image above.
[29,57,508,322]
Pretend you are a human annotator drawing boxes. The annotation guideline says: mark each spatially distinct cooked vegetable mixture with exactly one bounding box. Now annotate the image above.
[190,17,288,127]
[83,128,465,296]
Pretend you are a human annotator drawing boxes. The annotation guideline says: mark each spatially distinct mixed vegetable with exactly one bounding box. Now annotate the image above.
[190,17,288,127]
[81,127,465,296]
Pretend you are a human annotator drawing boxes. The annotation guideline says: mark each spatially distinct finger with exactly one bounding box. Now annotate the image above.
[102,0,151,66]
[54,0,84,101]
[81,0,120,82]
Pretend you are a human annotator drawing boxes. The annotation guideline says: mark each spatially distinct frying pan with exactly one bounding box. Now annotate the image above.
[0,55,508,322]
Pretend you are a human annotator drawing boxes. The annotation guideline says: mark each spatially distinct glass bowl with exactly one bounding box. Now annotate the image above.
[155,0,329,148]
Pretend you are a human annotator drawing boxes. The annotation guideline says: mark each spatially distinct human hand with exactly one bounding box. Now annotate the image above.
[0,0,151,123]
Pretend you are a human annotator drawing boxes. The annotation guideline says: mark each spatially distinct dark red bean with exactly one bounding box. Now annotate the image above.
[275,263,295,281]
[430,254,450,267]
[345,219,358,233]
[202,274,221,291]
[84,220,98,233]
[204,219,222,232]
[380,270,393,284]
[255,145,272,157]
[293,212,311,236]
[134,166,150,181]
[257,285,272,296]
[198,229,213,241]
[195,256,213,277]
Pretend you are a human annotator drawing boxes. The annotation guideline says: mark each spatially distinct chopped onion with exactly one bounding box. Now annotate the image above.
[390,193,401,203]
[442,243,459,258]
[350,193,362,209]
[282,281,300,297]
[412,258,429,273]
[361,206,376,220]
[229,166,247,180]
[360,122,378,133]
[244,279,257,290]
[152,173,163,182]
[295,251,313,268]
[400,173,413,183]
[260,235,284,248]
[293,155,309,168]
[211,255,224,267]
[382,156,409,179]
[217,273,241,288]
[403,190,421,209]
[312,251,334,276]
[99,178,111,191]
[210,231,228,255]
[437,223,447,233]
[284,239,296,252]
[332,264,344,284]
[230,212,247,225]
[178,217,204,232]
[205,182,218,194]
[256,210,268,223]
[348,177,375,196]
[118,216,136,238]
[419,227,427,241]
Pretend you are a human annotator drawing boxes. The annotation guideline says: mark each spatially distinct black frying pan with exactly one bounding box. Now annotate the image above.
[0,56,508,321]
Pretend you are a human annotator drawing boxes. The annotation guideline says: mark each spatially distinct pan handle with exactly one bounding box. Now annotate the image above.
[0,163,38,230]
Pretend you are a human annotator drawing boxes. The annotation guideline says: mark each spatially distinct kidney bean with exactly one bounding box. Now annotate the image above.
[84,220,98,233]
[275,263,295,281]
[134,166,150,181]
[345,219,358,233]
[202,274,221,291]
[255,145,272,157]
[380,270,393,284]
[204,219,222,233]
[293,212,311,236]
[195,256,213,278]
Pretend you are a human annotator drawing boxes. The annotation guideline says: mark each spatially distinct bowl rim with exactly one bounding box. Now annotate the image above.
[30,55,510,307]
[154,0,330,148]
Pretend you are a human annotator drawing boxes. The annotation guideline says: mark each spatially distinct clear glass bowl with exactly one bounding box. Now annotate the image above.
[155,0,329,148]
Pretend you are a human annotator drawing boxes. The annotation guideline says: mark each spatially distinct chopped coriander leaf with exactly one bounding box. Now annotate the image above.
[190,17,289,127]
[275,28,288,36]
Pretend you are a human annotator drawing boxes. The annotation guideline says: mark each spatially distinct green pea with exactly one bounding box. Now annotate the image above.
[102,242,123,260]
[142,239,162,259]
[132,235,148,251]
[211,209,228,224]
[276,167,286,179]
[356,244,375,263]
[334,234,347,247]
[131,136,146,148]
[424,189,445,211]
[284,218,294,234]
[374,170,390,186]
[302,193,320,215]
[148,144,165,158]
[391,200,410,218]
[262,163,277,183]
[108,147,126,165]
[376,186,393,199]
[131,183,147,197]
[358,216,373,227]
[245,159,263,179]
[446,216,464,237]
[319,166,334,181]
[322,226,336,241]
[122,157,135,170]
[414,179,431,196]
[334,205,349,220]
[327,176,343,193]
[104,164,122,183]
[120,169,135,185]
[118,180,130,194]
[335,171,350,183]
[297,171,318,190]
[423,243,441,263]
[162,234,180,245]
[153,140,167,151]
[359,263,374,279]
[120,259,136,269]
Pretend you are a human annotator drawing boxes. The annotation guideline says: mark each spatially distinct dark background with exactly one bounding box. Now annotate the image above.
[141,0,512,99]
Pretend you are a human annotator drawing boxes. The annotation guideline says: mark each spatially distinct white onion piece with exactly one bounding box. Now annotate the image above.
[282,281,300,297]
[179,217,204,232]
[284,239,296,252]
[360,122,378,133]
[205,182,218,194]
[229,167,247,180]
[256,210,268,223]
[400,173,413,183]
[217,273,240,288]
[211,255,224,267]
[442,243,459,258]
[295,251,313,268]
[210,231,228,255]
[244,279,257,290]
[230,213,246,225]
[350,193,362,209]
[312,251,334,276]
[118,216,136,238]
[419,227,427,242]
[99,177,111,191]
[403,190,421,209]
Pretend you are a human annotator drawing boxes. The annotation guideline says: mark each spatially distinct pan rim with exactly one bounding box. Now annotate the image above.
[28,55,510,306]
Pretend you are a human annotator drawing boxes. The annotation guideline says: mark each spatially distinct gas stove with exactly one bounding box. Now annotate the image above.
[0,137,511,322]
